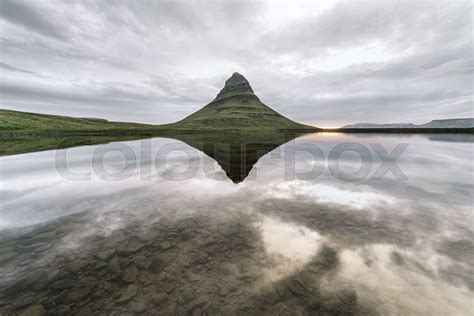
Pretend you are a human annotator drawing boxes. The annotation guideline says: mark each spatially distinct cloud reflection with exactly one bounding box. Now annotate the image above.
[0,133,472,314]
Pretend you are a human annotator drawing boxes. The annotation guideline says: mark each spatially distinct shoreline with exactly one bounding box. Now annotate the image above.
[0,127,472,137]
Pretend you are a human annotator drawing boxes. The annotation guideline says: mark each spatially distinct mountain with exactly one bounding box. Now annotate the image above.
[173,73,315,130]
[419,119,474,128]
[342,123,417,128]
[342,118,473,129]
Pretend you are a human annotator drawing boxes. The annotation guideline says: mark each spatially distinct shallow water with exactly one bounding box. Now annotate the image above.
[0,132,472,315]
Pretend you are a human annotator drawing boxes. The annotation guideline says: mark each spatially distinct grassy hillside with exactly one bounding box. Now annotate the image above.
[173,94,311,129]
[0,109,155,132]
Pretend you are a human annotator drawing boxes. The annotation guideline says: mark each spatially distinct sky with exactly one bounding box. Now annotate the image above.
[0,0,472,128]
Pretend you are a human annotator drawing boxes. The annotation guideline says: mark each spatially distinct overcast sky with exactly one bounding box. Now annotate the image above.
[0,0,472,127]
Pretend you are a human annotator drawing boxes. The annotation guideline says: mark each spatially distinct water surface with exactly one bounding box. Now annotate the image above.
[0,132,472,315]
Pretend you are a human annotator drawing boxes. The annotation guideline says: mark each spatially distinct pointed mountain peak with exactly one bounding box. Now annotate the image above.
[213,72,255,103]
[176,71,316,131]
[228,72,249,84]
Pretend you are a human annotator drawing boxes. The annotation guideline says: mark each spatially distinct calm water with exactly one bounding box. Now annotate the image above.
[0,133,472,315]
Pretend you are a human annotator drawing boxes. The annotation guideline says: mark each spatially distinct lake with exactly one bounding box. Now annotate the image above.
[0,132,472,315]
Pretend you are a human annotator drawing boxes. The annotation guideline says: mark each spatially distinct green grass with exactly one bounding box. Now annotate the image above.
[173,94,313,130]
[0,107,319,136]
[0,109,156,132]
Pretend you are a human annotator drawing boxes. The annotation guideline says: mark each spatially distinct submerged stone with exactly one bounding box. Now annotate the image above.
[117,239,145,256]
[96,249,115,261]
[117,284,138,303]
[64,284,95,303]
[51,278,75,290]
[287,281,305,296]
[18,304,46,316]
[130,299,148,313]
[0,251,17,264]
[67,259,88,273]
[147,258,162,273]
[122,266,139,283]
[152,293,168,305]
[5,270,49,294]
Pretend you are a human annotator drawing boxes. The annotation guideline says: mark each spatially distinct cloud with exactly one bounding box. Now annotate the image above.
[0,1,69,40]
[0,0,472,127]
[0,62,42,76]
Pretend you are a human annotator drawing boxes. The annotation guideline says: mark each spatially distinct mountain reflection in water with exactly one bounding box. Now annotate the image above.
[172,132,300,183]
[0,132,472,315]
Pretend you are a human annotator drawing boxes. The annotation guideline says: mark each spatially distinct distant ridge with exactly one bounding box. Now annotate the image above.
[342,118,474,129]
[342,123,417,129]
[419,119,474,128]
[173,73,315,130]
